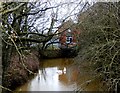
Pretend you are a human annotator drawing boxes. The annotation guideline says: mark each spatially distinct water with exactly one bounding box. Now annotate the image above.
[14,58,105,92]
[15,58,78,91]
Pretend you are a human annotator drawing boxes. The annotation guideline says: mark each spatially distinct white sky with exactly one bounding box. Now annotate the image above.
[25,0,103,34]
[29,0,92,33]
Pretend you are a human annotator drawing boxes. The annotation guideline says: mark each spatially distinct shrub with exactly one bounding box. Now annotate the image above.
[76,2,120,91]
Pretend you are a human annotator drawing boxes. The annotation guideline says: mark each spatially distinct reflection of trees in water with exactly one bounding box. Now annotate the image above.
[59,72,68,84]
[58,65,78,85]
[38,68,47,81]
[37,58,77,85]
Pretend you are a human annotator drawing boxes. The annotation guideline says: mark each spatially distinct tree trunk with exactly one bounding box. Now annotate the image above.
[0,2,2,92]
[0,23,2,93]
[2,42,13,92]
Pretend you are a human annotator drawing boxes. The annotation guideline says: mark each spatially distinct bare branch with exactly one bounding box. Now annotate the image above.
[1,3,26,15]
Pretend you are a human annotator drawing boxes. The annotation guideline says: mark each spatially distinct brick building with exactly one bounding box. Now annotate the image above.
[58,20,80,49]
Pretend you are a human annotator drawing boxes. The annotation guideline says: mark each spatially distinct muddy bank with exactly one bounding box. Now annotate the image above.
[40,49,62,58]
[40,49,78,59]
[3,50,39,91]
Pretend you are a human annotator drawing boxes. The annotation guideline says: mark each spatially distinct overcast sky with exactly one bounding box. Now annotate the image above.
[29,0,94,33]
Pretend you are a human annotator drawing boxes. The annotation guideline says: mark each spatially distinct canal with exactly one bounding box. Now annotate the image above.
[14,58,106,92]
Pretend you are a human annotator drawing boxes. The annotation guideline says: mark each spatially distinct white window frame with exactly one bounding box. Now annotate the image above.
[66,36,72,44]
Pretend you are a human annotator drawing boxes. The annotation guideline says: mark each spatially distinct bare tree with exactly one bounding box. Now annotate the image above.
[1,0,88,91]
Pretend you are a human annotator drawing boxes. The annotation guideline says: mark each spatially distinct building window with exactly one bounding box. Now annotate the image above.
[66,37,72,44]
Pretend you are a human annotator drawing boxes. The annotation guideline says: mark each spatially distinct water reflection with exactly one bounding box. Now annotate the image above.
[14,58,106,92]
[15,58,78,91]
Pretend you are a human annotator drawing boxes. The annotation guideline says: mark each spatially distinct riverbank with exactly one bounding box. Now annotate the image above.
[2,50,39,92]
[74,59,108,91]
[40,49,78,59]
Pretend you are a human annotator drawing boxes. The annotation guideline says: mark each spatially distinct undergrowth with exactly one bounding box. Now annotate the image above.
[76,2,120,91]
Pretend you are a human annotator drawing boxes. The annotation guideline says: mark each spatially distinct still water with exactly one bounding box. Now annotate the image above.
[15,58,78,91]
[14,58,105,92]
